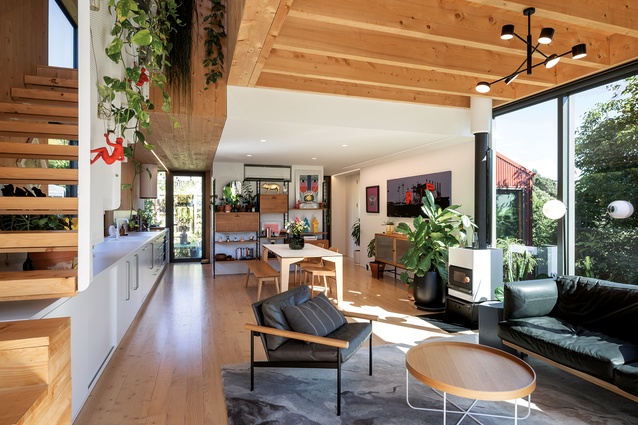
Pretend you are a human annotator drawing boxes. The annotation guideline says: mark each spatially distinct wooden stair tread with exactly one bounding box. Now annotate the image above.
[24,75,78,90]
[0,384,49,425]
[0,103,78,124]
[0,197,78,214]
[0,141,78,160]
[0,231,78,252]
[0,167,78,185]
[0,121,78,139]
[0,316,71,348]
[10,88,78,104]
[36,65,77,80]
[0,270,77,301]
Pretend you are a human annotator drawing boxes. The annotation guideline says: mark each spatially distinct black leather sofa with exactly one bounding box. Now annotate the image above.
[497,275,638,402]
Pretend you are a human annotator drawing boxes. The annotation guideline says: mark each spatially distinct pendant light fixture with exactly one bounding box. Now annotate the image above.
[476,7,587,93]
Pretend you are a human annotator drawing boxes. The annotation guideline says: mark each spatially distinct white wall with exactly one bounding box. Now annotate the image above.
[358,139,476,265]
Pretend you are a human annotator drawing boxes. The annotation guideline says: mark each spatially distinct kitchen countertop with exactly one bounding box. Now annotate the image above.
[92,230,167,277]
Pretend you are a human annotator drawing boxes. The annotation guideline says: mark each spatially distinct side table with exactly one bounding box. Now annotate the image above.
[478,301,517,355]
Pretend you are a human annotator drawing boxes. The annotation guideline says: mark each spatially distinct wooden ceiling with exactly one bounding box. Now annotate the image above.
[142,0,638,171]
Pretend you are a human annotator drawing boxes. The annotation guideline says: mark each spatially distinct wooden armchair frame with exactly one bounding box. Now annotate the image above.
[245,306,377,416]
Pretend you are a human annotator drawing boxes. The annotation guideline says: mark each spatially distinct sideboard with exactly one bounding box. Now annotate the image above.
[375,232,411,270]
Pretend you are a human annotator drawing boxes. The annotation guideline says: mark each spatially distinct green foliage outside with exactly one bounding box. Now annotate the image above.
[573,76,638,284]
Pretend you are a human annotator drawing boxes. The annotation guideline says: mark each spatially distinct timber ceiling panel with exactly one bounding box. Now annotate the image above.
[145,0,638,172]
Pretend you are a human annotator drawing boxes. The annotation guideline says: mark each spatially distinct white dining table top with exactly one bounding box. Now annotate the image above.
[263,243,342,258]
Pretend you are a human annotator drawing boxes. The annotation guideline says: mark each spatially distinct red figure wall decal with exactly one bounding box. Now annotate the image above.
[90,133,125,165]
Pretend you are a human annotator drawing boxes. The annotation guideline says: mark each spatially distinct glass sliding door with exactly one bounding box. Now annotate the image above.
[169,173,204,262]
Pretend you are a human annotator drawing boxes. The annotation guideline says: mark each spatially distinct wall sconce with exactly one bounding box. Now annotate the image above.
[90,0,100,11]
[139,164,158,199]
[607,200,634,219]
[542,199,566,220]
[475,7,587,93]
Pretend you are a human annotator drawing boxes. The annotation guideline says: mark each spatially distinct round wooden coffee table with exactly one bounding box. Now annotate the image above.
[405,340,536,424]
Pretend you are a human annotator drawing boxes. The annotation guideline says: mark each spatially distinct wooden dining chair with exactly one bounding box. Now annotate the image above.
[293,239,328,283]
[300,247,339,296]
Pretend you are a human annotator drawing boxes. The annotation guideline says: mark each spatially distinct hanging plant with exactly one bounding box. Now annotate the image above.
[202,0,226,89]
[165,0,193,97]
[97,0,181,213]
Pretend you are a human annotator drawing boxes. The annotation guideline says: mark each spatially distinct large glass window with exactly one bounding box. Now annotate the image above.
[48,0,75,67]
[492,69,638,285]
[571,78,638,284]
[493,100,559,282]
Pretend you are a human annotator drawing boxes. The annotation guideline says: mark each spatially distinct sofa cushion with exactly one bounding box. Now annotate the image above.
[260,286,311,350]
[554,276,638,343]
[503,279,558,320]
[498,316,638,382]
[282,293,347,337]
[614,362,638,397]
[268,322,372,363]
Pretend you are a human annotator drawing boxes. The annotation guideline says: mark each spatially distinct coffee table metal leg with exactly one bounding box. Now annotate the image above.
[406,369,532,424]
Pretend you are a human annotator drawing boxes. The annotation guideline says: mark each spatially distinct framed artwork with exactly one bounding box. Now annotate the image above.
[386,171,452,217]
[295,170,322,208]
[366,185,380,213]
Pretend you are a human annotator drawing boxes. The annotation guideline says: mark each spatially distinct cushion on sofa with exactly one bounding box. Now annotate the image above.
[503,279,558,320]
[282,293,347,337]
[554,276,638,343]
[260,285,311,350]
[498,316,638,382]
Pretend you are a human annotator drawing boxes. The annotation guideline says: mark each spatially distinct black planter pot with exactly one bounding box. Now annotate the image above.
[413,271,446,311]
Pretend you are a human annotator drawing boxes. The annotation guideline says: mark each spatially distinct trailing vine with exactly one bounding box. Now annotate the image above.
[203,0,226,88]
[165,0,193,97]
[97,0,181,212]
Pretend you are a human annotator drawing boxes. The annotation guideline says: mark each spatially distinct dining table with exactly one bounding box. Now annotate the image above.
[261,243,344,305]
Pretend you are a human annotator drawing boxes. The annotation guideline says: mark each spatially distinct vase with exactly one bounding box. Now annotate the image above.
[289,235,305,250]
[413,271,446,311]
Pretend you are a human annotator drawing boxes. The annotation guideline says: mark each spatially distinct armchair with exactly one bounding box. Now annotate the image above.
[244,285,377,415]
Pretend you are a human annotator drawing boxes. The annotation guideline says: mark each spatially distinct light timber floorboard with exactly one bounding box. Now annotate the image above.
[74,258,464,425]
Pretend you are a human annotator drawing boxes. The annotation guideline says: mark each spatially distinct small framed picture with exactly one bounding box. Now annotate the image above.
[366,185,379,213]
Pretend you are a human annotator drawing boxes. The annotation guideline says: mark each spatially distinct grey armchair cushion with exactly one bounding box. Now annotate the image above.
[282,293,347,337]
[261,285,311,350]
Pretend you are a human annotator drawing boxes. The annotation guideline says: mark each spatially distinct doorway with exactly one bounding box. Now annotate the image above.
[168,173,205,262]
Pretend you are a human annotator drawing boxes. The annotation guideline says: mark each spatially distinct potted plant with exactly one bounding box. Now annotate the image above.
[382,220,395,233]
[222,186,235,212]
[367,238,385,278]
[351,218,361,264]
[396,190,476,311]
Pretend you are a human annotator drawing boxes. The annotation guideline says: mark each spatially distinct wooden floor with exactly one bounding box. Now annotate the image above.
[73,257,466,425]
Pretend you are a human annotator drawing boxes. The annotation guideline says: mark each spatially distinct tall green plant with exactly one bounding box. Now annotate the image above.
[351,218,360,246]
[496,238,538,282]
[396,190,475,288]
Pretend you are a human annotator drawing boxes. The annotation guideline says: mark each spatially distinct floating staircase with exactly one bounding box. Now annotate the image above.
[0,66,79,302]
[0,317,72,424]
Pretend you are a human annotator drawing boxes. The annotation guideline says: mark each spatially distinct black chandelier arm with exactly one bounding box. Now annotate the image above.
[484,56,566,87]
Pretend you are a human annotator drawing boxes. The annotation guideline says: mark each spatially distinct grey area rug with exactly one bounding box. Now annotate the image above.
[223,334,638,424]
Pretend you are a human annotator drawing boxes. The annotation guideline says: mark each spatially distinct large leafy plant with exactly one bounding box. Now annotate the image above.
[396,190,475,288]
